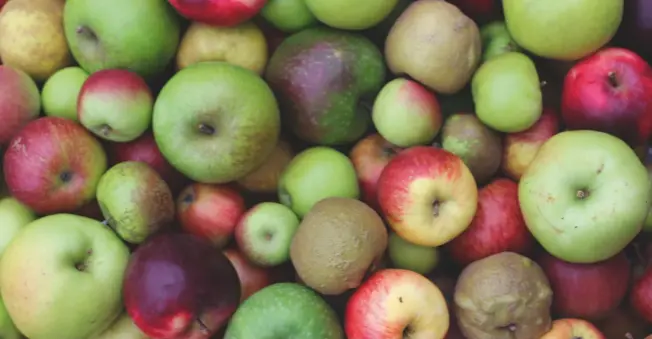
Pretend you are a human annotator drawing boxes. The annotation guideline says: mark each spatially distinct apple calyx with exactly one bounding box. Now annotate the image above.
[576,189,590,200]
[74,249,93,272]
[432,200,441,217]
[197,123,216,136]
[59,170,74,184]
[97,124,112,138]
[607,72,620,88]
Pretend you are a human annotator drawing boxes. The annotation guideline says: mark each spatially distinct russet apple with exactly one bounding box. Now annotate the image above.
[447,178,534,266]
[377,146,478,247]
[349,133,401,211]
[540,318,606,339]
[124,233,241,339]
[561,47,652,146]
[223,248,274,302]
[502,108,561,181]
[345,268,449,339]
[538,251,630,320]
[3,117,108,215]
[0,65,40,146]
[177,183,246,248]
[168,0,268,27]
[630,266,652,323]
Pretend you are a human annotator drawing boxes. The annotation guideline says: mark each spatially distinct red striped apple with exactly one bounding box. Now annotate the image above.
[345,269,449,339]
[377,146,478,247]
[168,0,267,27]
[540,319,605,339]
[0,65,40,146]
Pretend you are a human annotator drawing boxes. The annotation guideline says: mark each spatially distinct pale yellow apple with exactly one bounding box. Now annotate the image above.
[540,318,605,339]
[176,21,268,75]
[0,0,71,82]
[0,197,35,255]
[92,312,149,339]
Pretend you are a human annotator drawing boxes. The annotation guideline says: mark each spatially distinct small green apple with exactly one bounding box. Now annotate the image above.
[480,21,520,62]
[224,283,344,339]
[388,232,439,274]
[0,214,130,339]
[519,130,651,263]
[278,146,359,217]
[261,0,317,33]
[235,202,300,267]
[41,67,89,121]
[305,0,399,30]
[472,52,542,133]
[96,161,175,244]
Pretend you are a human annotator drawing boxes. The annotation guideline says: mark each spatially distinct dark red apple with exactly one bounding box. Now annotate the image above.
[631,266,652,324]
[73,199,104,220]
[446,0,500,23]
[561,47,652,146]
[3,117,107,215]
[168,0,267,27]
[447,178,534,266]
[596,308,649,339]
[539,251,630,320]
[124,233,241,339]
[223,248,273,302]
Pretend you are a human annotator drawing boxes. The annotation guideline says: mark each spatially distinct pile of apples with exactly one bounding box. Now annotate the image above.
[1,0,652,338]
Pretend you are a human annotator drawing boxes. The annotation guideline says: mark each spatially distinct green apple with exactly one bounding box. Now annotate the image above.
[472,52,542,133]
[63,0,180,78]
[278,146,359,218]
[643,163,652,232]
[0,214,130,339]
[153,61,281,184]
[41,67,89,121]
[388,232,439,274]
[519,130,651,264]
[305,0,399,30]
[96,161,175,244]
[372,77,442,147]
[480,21,520,62]
[261,0,317,33]
[224,283,344,339]
[503,0,623,61]
[235,202,300,267]
[0,300,20,339]
[93,312,148,339]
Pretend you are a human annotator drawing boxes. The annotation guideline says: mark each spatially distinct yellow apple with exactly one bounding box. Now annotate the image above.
[540,318,605,339]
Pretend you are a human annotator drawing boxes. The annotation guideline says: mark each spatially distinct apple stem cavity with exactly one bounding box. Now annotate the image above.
[75,25,98,42]
[98,124,112,137]
[432,200,441,217]
[59,170,73,183]
[607,72,620,88]
[197,123,216,136]
[196,317,209,333]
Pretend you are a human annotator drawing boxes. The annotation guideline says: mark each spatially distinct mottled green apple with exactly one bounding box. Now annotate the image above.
[153,61,281,184]
[41,67,89,121]
[519,131,651,263]
[305,0,398,30]
[472,52,542,133]
[224,283,344,339]
[480,21,520,62]
[261,0,317,33]
[0,214,130,339]
[63,0,180,78]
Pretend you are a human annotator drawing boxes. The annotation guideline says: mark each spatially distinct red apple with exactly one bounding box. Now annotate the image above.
[177,183,246,248]
[223,248,273,302]
[108,131,187,194]
[561,47,652,146]
[539,251,630,320]
[73,199,104,220]
[3,117,107,215]
[124,233,241,339]
[502,108,560,181]
[168,0,267,27]
[445,0,500,23]
[377,146,478,247]
[596,308,649,339]
[447,178,534,266]
[349,133,402,211]
[631,266,652,323]
[0,65,40,146]
[345,268,449,339]
[540,319,606,339]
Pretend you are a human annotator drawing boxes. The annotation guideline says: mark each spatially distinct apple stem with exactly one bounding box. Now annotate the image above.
[607,72,619,88]
[576,189,589,199]
[197,123,216,135]
[75,25,97,41]
[540,80,547,88]
[432,201,441,217]
[196,317,209,333]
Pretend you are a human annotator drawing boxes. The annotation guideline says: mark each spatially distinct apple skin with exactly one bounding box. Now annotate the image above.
[502,108,560,181]
[78,69,154,142]
[377,146,478,247]
[42,67,89,122]
[538,251,630,320]
[561,47,652,146]
[349,133,402,211]
[223,248,274,302]
[177,183,246,248]
[94,312,149,339]
[345,268,449,339]
[168,0,268,27]
[630,266,652,323]
[540,318,606,339]
[0,214,130,339]
[447,178,534,266]
[236,139,294,194]
[387,232,439,274]
[3,117,108,215]
[0,65,40,146]
[596,308,649,339]
[124,233,241,339]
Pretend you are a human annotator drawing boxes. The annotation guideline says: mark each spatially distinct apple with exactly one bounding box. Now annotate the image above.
[260,0,317,33]
[630,266,652,323]
[223,248,274,302]
[177,183,246,248]
[95,312,149,339]
[78,69,154,142]
[0,65,40,146]
[502,108,561,181]
[596,308,649,339]
[387,232,439,274]
[613,0,652,60]
[234,202,300,267]
[447,178,534,266]
[561,47,652,146]
[236,139,294,194]
[538,251,630,320]
[168,0,268,27]
[349,134,401,211]
[41,66,89,121]
[0,214,130,339]
[377,146,478,247]
[4,117,108,215]
[540,319,606,339]
[345,268,449,339]
[0,197,35,255]
[446,0,500,23]
[124,233,241,339]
